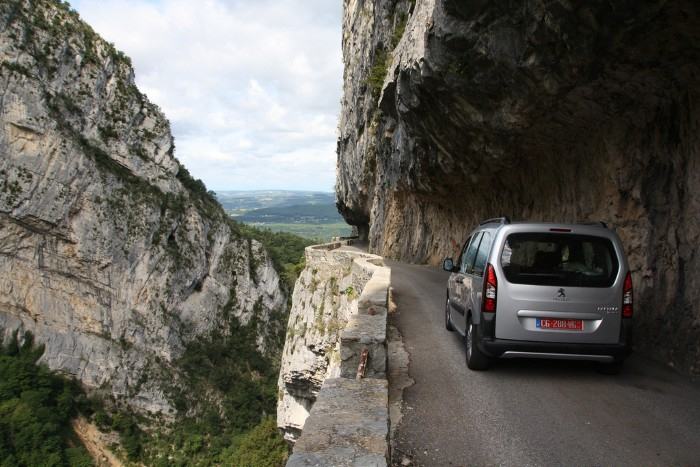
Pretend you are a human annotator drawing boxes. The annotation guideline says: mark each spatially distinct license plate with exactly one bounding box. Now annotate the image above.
[536,318,583,331]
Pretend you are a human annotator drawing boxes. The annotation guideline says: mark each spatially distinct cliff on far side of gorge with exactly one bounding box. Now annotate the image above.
[336,0,700,374]
[0,0,287,418]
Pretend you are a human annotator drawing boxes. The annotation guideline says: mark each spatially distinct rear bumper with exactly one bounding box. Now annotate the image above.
[478,317,633,363]
[479,339,631,362]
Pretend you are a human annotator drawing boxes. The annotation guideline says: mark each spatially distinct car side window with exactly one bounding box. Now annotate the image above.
[457,235,471,269]
[473,232,492,276]
[461,232,482,274]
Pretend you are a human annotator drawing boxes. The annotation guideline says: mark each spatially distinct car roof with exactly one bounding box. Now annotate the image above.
[478,220,609,230]
[475,222,621,246]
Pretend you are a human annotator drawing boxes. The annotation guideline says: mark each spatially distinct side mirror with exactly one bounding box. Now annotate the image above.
[443,258,455,272]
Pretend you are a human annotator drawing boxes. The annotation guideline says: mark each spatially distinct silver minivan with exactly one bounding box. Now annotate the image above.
[443,218,633,372]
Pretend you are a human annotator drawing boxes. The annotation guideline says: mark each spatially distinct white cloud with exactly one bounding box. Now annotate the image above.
[72,0,342,191]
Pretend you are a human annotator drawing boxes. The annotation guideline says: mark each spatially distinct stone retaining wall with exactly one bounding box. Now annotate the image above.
[285,241,392,466]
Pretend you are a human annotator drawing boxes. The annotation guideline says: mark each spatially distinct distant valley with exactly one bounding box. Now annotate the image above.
[218,190,353,240]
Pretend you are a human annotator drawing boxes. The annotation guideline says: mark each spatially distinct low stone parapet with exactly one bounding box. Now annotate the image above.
[286,378,389,467]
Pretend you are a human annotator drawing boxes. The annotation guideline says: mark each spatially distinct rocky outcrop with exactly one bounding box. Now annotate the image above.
[336,0,700,374]
[0,0,286,414]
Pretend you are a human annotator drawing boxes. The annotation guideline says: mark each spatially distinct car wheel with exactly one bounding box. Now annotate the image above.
[597,360,624,375]
[466,318,490,371]
[445,295,455,331]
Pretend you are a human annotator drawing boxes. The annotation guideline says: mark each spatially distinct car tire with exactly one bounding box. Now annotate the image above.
[597,360,624,375]
[466,318,490,371]
[445,295,455,331]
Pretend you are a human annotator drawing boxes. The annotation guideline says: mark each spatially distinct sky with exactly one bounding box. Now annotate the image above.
[72,0,343,192]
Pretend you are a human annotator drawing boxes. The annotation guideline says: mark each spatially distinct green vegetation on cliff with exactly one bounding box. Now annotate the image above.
[366,49,388,99]
[0,324,291,467]
[91,218,305,466]
[91,300,291,466]
[0,333,93,467]
[240,224,314,291]
[224,417,289,467]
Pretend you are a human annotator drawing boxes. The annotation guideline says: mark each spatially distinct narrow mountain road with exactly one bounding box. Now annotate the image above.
[388,260,700,467]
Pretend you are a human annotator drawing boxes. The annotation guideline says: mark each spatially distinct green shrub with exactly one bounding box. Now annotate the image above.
[97,124,118,141]
[344,285,357,300]
[111,413,142,460]
[176,165,207,197]
[223,417,288,467]
[1,60,32,77]
[391,12,408,49]
[366,48,389,99]
[92,410,111,429]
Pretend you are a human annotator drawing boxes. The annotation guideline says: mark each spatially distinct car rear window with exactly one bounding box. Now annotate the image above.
[500,233,619,287]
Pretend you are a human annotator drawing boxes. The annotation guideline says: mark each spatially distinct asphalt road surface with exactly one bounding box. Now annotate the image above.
[388,260,700,467]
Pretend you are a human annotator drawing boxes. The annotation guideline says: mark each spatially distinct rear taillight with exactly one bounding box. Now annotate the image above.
[622,271,633,318]
[483,263,497,313]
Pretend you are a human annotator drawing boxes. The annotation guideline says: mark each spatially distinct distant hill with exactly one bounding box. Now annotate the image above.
[217,190,337,216]
[216,191,352,240]
[238,203,343,224]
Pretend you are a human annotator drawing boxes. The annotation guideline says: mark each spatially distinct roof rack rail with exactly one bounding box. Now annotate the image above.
[480,217,511,226]
[580,221,608,228]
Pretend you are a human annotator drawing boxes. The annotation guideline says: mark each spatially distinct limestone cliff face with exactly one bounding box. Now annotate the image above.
[337,0,700,374]
[0,0,286,414]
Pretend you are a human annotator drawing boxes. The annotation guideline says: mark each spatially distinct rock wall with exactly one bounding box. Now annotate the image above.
[336,0,700,374]
[0,0,286,415]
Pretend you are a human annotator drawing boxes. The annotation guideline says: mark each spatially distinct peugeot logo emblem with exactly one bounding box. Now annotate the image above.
[557,288,566,298]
